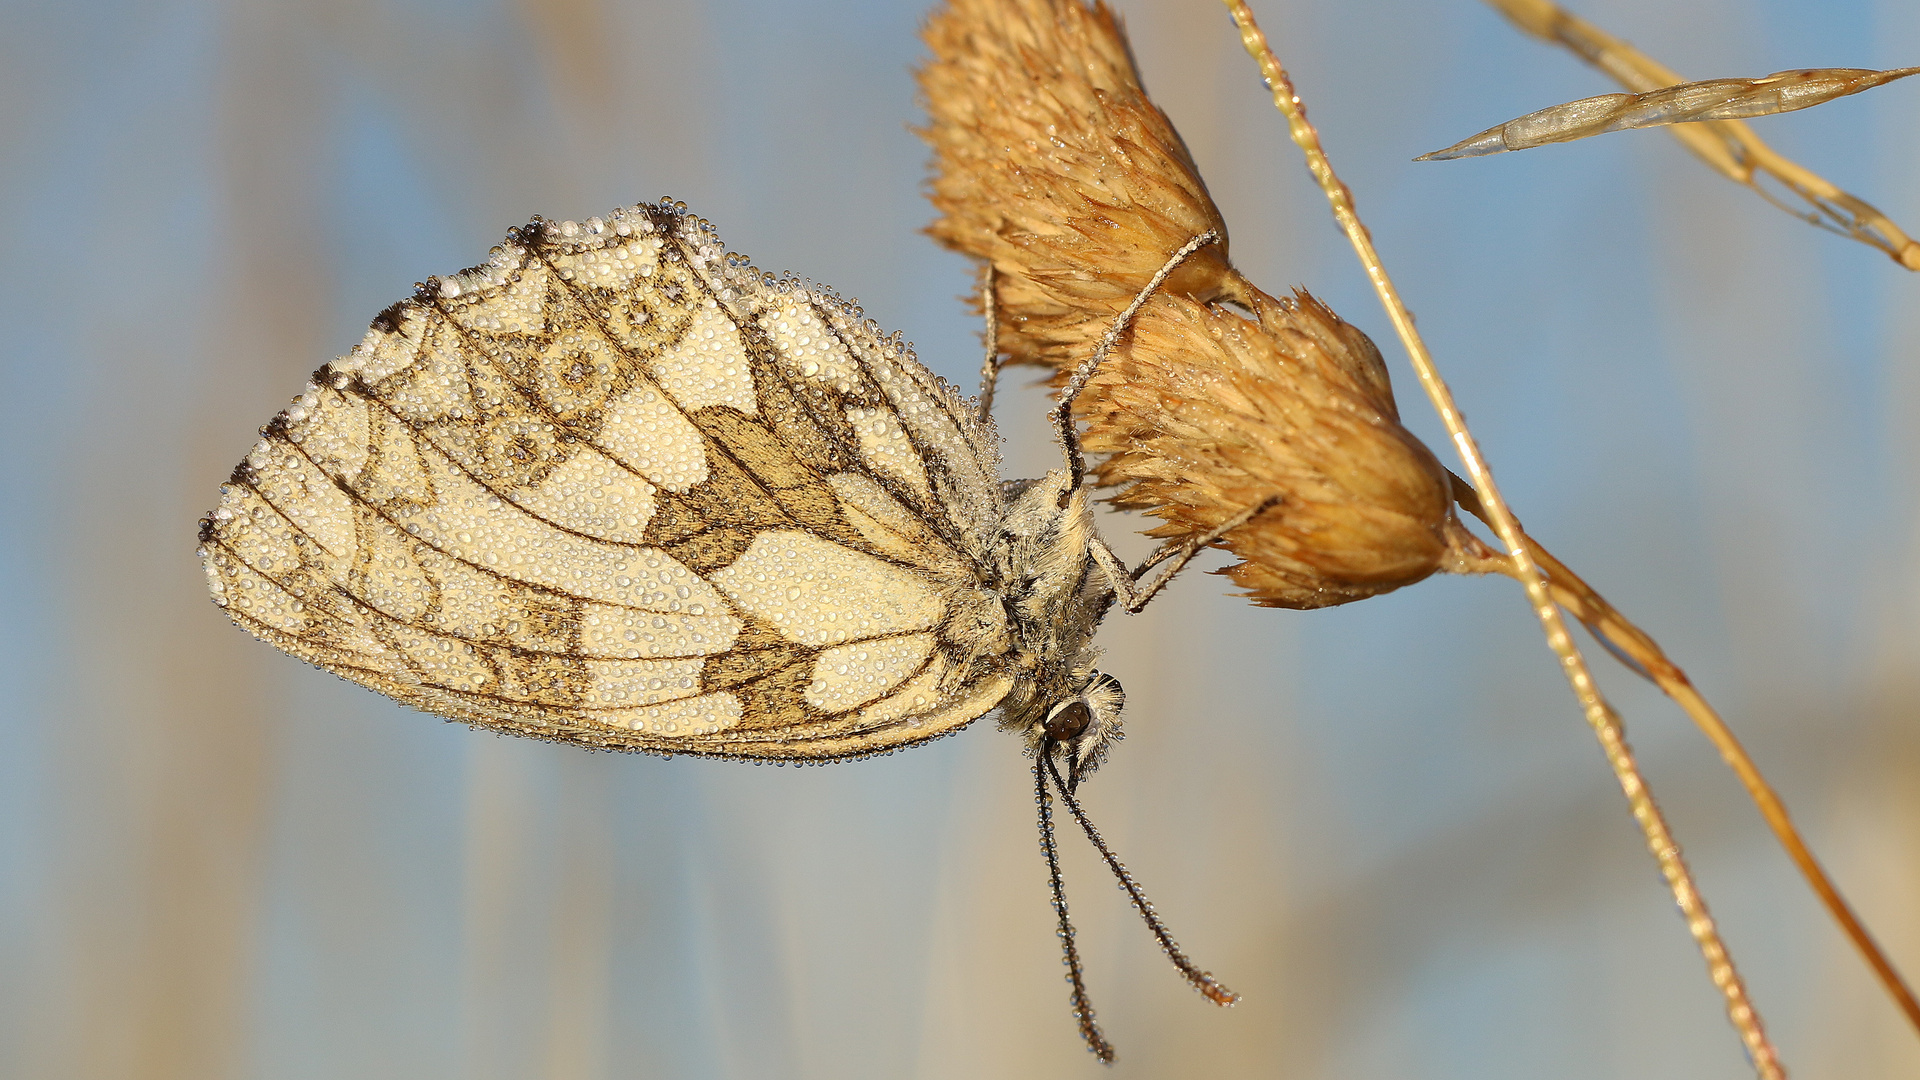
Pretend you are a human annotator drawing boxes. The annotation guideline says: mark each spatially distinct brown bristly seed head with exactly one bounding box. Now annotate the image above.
[919,0,1464,607]
[1083,288,1455,607]
[918,0,1241,371]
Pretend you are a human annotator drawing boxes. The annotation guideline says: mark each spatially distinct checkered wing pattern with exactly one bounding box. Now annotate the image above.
[200,201,1020,761]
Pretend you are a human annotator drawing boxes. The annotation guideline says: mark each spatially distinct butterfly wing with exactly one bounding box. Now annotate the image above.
[199,201,1017,761]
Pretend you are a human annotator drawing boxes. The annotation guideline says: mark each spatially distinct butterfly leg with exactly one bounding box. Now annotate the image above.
[976,263,1009,423]
[1047,231,1223,494]
[1050,230,1227,609]
[1105,491,1282,611]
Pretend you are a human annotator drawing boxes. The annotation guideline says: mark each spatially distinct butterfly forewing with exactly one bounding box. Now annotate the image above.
[200,201,1017,760]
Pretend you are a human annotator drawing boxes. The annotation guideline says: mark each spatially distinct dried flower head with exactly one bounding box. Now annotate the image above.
[1083,290,1455,607]
[919,0,1243,370]
[919,0,1460,605]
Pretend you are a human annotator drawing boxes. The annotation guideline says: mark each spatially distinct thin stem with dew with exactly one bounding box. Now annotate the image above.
[1220,1,1783,1075]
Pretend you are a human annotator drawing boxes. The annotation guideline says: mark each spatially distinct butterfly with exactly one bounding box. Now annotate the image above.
[197,198,1248,1060]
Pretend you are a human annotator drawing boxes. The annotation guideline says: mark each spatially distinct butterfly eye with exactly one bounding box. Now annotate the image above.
[1042,699,1091,741]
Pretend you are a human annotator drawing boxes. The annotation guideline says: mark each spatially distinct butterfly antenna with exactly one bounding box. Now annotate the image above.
[1042,754,1240,1007]
[1036,752,1116,1063]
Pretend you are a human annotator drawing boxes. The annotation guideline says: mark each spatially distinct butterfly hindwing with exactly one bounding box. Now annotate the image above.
[200,201,1017,760]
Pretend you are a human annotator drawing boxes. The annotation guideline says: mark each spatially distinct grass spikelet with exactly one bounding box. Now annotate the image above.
[919,0,1458,607]
[1082,289,1456,607]
[919,0,1237,368]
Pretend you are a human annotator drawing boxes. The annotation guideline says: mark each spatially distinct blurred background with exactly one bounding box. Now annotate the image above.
[3,0,1918,1077]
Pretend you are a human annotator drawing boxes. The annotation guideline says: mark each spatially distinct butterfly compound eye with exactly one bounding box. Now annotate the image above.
[1043,700,1092,742]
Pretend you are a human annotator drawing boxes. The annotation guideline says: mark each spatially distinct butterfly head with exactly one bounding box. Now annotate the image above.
[1035,670,1125,794]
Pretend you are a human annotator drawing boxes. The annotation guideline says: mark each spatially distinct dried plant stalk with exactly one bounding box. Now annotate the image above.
[1445,482,1920,1036]
[1480,0,1920,270]
[1217,3,1783,1075]
[1418,66,1920,160]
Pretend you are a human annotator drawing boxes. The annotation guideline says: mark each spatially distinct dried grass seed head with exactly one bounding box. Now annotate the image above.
[919,0,1238,369]
[1083,290,1454,607]
[920,0,1460,606]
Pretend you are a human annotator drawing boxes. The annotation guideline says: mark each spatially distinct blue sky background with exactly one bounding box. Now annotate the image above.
[2,1,1918,1077]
